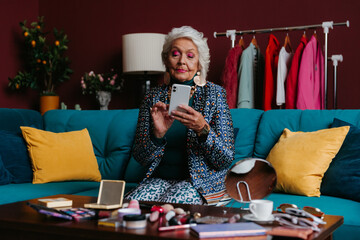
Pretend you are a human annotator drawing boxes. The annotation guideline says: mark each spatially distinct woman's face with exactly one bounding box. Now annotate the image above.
[166,38,200,82]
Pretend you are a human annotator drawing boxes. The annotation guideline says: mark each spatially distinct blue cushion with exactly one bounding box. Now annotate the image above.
[320,118,360,202]
[0,155,14,185]
[0,130,33,183]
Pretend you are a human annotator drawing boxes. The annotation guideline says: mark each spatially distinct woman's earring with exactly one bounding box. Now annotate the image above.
[194,71,206,87]
[164,72,170,85]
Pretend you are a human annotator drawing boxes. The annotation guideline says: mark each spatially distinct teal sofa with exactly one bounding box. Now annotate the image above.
[0,108,359,239]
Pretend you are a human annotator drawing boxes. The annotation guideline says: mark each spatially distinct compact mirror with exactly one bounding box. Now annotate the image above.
[225,158,277,203]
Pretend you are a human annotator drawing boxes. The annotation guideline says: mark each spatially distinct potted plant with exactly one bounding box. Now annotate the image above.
[81,69,123,110]
[8,16,73,114]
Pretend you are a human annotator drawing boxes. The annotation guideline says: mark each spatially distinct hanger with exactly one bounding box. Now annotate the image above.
[283,33,292,53]
[251,35,258,48]
[313,30,317,40]
[238,36,245,49]
[302,31,307,38]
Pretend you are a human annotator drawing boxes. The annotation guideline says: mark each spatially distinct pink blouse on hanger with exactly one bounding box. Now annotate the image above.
[296,35,325,110]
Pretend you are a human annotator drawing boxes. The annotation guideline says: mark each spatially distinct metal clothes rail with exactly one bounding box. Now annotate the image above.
[214,21,350,109]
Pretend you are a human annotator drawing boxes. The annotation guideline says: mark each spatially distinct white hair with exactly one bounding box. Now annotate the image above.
[162,26,210,81]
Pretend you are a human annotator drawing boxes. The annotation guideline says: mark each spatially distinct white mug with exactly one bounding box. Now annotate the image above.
[249,199,273,220]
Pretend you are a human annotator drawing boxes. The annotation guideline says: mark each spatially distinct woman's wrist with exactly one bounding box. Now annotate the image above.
[196,123,210,141]
[153,131,165,139]
[153,133,165,139]
[150,134,166,146]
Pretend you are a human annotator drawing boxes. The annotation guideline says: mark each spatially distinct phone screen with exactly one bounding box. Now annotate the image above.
[168,84,191,114]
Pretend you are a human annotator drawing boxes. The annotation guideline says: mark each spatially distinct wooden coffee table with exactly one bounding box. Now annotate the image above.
[0,194,343,240]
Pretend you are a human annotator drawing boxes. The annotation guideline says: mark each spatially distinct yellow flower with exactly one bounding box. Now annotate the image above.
[31,40,36,47]
[36,25,41,29]
[16,84,20,89]
[42,60,47,65]
[37,59,41,63]
[55,40,60,46]
[24,32,29,37]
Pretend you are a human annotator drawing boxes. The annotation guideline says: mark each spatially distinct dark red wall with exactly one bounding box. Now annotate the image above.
[1,0,359,110]
[1,0,39,109]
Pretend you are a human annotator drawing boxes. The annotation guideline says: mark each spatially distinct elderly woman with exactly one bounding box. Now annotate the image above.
[125,26,235,206]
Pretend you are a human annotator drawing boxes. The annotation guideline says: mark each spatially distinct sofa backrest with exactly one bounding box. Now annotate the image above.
[43,109,139,180]
[9,108,360,185]
[254,109,360,159]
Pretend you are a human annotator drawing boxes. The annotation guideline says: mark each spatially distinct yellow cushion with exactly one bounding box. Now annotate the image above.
[266,127,349,197]
[21,127,101,184]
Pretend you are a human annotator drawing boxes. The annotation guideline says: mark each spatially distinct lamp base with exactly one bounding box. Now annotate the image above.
[142,79,151,94]
[141,71,151,96]
[138,77,151,107]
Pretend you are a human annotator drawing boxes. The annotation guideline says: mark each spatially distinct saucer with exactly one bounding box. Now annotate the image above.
[243,213,274,223]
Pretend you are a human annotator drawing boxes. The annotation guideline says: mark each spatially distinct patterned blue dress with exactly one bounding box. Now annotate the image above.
[127,81,235,205]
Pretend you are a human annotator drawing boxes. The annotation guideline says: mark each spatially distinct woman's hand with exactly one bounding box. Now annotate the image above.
[170,104,208,133]
[150,101,174,138]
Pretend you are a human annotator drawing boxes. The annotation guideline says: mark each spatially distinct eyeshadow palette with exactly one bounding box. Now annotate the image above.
[28,202,96,221]
[61,208,96,221]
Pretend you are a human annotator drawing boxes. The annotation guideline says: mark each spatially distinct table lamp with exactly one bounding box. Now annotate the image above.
[122,33,166,95]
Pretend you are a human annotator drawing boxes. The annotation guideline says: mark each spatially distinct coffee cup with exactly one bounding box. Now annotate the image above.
[249,199,273,220]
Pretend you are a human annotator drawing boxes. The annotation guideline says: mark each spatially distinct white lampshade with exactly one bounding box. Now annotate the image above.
[122,33,166,74]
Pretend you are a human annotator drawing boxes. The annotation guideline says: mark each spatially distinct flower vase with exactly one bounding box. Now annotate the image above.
[40,95,60,115]
[96,91,111,110]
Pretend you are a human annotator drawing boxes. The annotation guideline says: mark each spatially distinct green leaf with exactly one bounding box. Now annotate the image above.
[39,36,45,43]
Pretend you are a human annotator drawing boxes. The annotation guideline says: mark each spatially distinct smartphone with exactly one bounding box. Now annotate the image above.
[168,84,191,115]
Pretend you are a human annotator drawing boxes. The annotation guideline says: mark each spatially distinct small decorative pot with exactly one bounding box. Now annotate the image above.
[96,91,111,110]
[40,95,60,115]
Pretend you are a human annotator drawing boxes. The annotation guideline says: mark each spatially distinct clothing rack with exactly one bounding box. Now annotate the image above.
[214,20,350,109]
[330,55,343,109]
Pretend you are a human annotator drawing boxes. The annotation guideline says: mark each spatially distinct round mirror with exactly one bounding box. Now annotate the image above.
[230,158,256,174]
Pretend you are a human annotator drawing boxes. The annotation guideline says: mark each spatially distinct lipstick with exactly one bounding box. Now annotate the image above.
[158,223,197,232]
